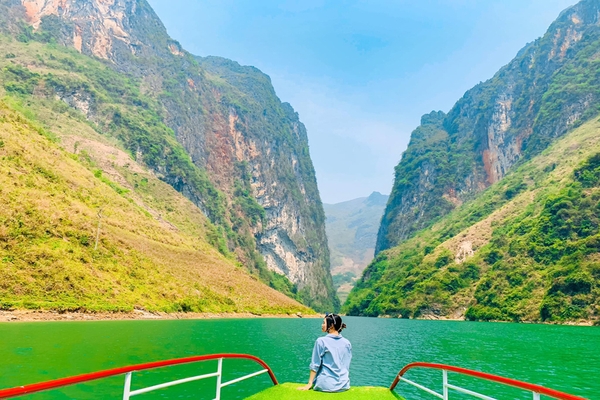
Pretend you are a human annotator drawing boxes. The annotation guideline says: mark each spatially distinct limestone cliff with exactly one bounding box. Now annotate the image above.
[377,0,600,254]
[0,0,337,310]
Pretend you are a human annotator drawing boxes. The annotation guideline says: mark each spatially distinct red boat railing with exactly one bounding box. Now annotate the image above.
[390,362,588,400]
[0,353,277,399]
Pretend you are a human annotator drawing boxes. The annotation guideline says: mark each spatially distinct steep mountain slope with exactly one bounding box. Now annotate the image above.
[0,0,337,310]
[193,56,333,308]
[323,192,388,301]
[0,95,309,314]
[345,116,600,323]
[377,0,600,254]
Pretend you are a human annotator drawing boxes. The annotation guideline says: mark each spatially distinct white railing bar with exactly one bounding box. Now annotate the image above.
[123,372,132,400]
[220,369,269,388]
[533,393,540,400]
[399,377,444,399]
[129,372,220,396]
[215,357,223,400]
[446,383,497,400]
[443,370,448,400]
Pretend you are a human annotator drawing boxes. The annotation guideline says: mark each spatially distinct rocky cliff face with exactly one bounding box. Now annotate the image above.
[377,0,600,254]
[2,0,337,310]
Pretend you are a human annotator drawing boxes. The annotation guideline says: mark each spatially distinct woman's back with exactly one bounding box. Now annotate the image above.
[298,313,351,393]
[310,334,352,392]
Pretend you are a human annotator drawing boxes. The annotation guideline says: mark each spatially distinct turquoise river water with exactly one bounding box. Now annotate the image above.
[0,317,598,399]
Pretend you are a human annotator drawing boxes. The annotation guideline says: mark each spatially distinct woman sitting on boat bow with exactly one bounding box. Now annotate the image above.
[298,313,352,392]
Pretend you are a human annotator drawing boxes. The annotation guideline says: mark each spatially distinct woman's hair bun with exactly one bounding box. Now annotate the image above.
[325,314,347,332]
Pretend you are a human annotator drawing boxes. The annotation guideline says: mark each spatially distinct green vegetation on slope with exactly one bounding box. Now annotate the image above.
[0,35,227,228]
[0,13,338,310]
[0,96,310,314]
[0,34,305,306]
[345,116,600,323]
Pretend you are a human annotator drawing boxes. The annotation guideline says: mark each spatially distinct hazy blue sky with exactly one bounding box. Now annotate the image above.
[146,0,576,204]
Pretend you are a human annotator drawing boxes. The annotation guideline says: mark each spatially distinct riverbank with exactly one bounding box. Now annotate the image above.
[2,310,594,325]
[376,310,598,326]
[0,309,319,322]
[386,314,597,326]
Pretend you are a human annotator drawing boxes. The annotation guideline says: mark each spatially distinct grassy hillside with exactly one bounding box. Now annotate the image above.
[0,34,314,312]
[0,92,310,314]
[344,115,600,323]
[0,2,338,311]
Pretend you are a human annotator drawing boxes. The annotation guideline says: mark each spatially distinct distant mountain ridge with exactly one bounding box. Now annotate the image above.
[324,192,388,301]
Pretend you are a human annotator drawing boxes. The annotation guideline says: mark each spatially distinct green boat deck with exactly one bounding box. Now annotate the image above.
[246,383,404,399]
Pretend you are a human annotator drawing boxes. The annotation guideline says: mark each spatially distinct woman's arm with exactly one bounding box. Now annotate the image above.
[297,370,317,391]
[298,339,323,391]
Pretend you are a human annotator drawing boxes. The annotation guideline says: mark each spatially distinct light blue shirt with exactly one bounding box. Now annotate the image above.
[309,333,352,392]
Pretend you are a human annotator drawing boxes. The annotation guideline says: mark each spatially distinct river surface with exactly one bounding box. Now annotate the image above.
[1,317,598,399]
